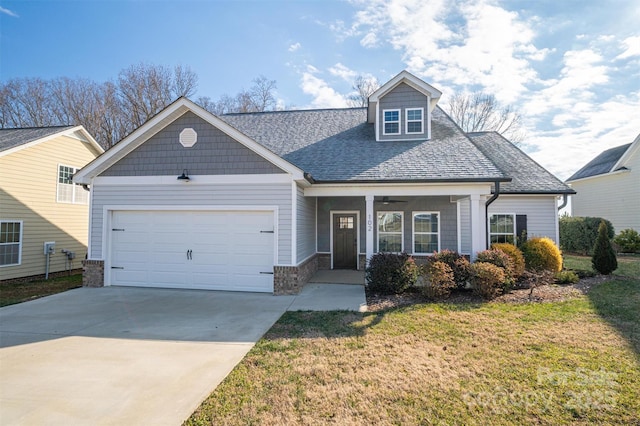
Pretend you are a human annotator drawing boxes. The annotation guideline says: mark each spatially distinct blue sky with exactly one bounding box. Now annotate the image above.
[1,0,638,180]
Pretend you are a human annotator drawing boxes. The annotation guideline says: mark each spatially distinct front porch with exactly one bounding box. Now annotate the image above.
[309,269,365,285]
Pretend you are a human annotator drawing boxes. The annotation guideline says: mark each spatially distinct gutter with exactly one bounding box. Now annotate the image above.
[557,193,569,211]
[484,181,501,249]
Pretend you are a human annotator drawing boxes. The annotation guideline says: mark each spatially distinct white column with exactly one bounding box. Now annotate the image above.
[365,195,375,265]
[469,194,485,261]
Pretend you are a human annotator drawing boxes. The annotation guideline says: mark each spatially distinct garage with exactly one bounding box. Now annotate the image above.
[108,210,275,292]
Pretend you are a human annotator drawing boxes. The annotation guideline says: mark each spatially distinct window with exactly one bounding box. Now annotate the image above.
[377,212,403,252]
[406,108,424,134]
[0,221,22,267]
[489,214,515,244]
[413,212,439,254]
[383,109,400,135]
[338,216,354,229]
[57,165,88,204]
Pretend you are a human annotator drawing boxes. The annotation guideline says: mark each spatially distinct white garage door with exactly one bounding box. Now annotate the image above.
[109,210,275,292]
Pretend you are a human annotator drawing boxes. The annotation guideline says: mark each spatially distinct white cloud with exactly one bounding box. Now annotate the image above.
[616,35,640,59]
[288,42,301,52]
[0,6,18,17]
[360,32,378,48]
[300,66,349,108]
[328,63,357,81]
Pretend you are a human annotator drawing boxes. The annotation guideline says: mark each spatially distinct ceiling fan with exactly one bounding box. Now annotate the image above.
[376,196,408,205]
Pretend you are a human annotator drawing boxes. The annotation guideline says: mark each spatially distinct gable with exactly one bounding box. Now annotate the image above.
[101,111,286,177]
[377,83,430,141]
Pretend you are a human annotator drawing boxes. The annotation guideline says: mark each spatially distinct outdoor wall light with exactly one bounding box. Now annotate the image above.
[177,169,190,182]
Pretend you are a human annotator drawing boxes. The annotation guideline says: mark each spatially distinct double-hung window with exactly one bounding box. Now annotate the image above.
[489,214,516,244]
[0,221,22,267]
[377,212,403,252]
[413,212,439,254]
[383,109,400,135]
[57,165,88,204]
[406,108,424,134]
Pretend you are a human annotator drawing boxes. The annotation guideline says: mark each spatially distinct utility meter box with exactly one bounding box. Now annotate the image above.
[44,242,55,255]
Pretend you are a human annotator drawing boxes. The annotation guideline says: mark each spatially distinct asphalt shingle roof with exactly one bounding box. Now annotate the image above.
[221,106,507,182]
[467,131,574,194]
[0,126,75,153]
[566,143,632,181]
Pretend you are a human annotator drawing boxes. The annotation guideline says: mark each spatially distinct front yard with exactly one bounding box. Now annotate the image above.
[186,258,640,425]
[0,274,82,307]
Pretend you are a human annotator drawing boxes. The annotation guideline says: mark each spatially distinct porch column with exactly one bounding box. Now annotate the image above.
[469,194,485,261]
[365,195,374,265]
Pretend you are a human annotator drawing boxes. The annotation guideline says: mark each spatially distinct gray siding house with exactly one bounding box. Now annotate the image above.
[74,71,574,294]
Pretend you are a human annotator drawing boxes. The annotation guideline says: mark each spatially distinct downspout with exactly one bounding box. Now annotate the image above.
[557,193,568,211]
[484,181,501,249]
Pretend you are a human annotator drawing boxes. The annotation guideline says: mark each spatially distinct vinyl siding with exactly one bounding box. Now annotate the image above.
[570,149,639,232]
[378,83,429,141]
[89,182,293,265]
[0,135,101,280]
[489,196,560,245]
[317,197,366,253]
[296,185,316,263]
[101,111,285,177]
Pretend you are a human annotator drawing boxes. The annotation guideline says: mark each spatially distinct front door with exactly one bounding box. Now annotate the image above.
[333,214,357,269]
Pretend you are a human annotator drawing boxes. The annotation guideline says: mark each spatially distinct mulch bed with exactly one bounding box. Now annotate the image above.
[365,275,617,312]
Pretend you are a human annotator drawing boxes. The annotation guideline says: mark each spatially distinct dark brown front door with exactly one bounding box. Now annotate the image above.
[333,214,357,269]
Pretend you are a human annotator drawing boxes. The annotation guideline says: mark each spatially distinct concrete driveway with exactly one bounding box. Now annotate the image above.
[0,285,366,426]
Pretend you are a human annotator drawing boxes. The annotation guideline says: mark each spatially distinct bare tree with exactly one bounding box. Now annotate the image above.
[347,75,380,107]
[444,92,525,143]
[197,76,278,115]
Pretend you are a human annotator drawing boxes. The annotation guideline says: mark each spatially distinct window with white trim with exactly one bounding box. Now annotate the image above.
[383,109,400,135]
[0,221,22,267]
[413,212,439,254]
[377,212,403,252]
[406,108,424,134]
[489,214,515,244]
[57,165,88,204]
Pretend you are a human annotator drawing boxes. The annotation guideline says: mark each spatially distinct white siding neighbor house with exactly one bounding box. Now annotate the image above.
[566,134,640,233]
[74,71,574,294]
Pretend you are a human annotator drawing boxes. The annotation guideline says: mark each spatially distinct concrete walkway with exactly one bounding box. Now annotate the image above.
[0,283,365,425]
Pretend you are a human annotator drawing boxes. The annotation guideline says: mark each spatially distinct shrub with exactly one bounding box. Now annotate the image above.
[469,262,505,300]
[430,250,471,289]
[422,261,456,300]
[559,216,614,255]
[520,237,563,272]
[365,252,419,294]
[491,243,525,279]
[555,270,579,284]
[476,249,515,290]
[519,269,556,289]
[592,220,618,275]
[613,229,640,253]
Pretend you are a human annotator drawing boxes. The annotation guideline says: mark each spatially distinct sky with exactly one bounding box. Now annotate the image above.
[1,0,639,181]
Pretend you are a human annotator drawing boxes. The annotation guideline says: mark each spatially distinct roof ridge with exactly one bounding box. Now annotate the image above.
[0,125,75,131]
[222,106,366,117]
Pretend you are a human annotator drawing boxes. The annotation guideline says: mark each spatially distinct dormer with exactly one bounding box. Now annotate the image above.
[368,71,442,142]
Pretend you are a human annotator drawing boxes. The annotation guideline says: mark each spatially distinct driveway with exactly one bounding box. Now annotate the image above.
[0,285,363,425]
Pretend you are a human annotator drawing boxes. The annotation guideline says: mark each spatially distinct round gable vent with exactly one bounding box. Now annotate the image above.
[179,128,198,148]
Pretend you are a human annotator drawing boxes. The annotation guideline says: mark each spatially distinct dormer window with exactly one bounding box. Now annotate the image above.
[406,108,423,134]
[383,109,400,135]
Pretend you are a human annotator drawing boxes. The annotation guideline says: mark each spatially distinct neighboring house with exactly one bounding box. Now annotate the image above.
[566,134,640,233]
[74,71,573,294]
[0,126,104,282]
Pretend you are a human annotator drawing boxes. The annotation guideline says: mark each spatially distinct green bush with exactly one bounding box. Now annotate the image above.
[365,252,419,294]
[422,261,456,300]
[491,243,525,279]
[430,250,471,289]
[613,229,640,253]
[555,270,579,284]
[592,220,618,275]
[520,237,563,272]
[559,216,614,255]
[469,262,505,300]
[475,249,516,291]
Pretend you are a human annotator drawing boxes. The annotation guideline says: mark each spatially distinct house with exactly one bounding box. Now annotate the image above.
[566,134,640,233]
[0,126,104,282]
[73,71,573,294]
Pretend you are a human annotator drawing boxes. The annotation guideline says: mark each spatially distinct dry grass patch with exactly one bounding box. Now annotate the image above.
[187,279,640,425]
[0,274,82,307]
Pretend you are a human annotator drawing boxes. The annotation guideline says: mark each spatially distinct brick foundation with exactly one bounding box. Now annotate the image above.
[82,260,105,287]
[0,268,83,285]
[273,254,319,295]
[317,253,331,270]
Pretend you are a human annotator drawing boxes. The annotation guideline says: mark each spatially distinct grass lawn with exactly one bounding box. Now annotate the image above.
[0,274,82,307]
[187,275,640,424]
[564,253,640,278]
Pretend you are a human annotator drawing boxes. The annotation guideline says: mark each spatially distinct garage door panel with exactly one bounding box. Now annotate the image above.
[110,210,274,292]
